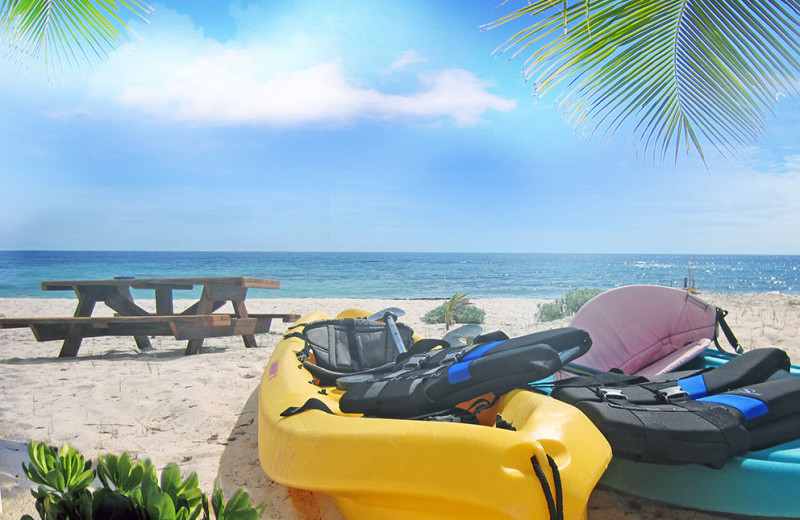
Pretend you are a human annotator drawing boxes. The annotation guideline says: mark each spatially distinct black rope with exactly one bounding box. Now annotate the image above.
[531,453,563,520]
[547,454,564,520]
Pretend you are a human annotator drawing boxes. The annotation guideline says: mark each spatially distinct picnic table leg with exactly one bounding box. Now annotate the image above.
[103,287,153,351]
[59,292,97,357]
[232,300,258,348]
[185,287,216,355]
[155,287,174,315]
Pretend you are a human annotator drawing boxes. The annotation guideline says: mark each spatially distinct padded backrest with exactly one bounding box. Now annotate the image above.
[303,318,414,372]
[568,285,718,375]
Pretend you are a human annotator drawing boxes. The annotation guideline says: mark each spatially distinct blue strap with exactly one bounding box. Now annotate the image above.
[463,341,502,361]
[448,341,503,384]
[677,374,708,398]
[697,394,769,420]
[448,362,472,384]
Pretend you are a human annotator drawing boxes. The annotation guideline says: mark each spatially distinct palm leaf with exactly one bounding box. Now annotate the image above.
[1,0,152,75]
[485,0,800,164]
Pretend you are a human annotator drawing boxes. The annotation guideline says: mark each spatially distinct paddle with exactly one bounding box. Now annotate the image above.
[368,307,407,354]
[442,324,484,348]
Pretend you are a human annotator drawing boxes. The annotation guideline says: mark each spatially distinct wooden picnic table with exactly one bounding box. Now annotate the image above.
[0,277,298,357]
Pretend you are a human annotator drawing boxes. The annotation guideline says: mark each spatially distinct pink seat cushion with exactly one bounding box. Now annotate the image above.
[568,285,718,375]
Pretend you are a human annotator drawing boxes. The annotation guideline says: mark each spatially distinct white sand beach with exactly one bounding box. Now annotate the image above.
[1,292,799,519]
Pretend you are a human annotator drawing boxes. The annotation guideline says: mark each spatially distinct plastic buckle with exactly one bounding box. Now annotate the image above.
[599,388,628,401]
[402,355,426,370]
[659,385,689,402]
[440,351,461,366]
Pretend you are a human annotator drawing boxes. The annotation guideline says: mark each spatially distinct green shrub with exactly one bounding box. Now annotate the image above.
[422,293,485,329]
[20,441,265,520]
[537,288,604,322]
[450,305,485,324]
[536,301,567,322]
[563,288,604,315]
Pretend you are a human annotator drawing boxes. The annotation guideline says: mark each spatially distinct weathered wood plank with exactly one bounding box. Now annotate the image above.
[42,277,280,291]
[225,313,301,334]
[32,322,174,342]
[0,313,299,330]
[0,319,37,328]
[6,315,232,342]
[1,315,230,326]
[248,313,300,323]
[172,318,258,340]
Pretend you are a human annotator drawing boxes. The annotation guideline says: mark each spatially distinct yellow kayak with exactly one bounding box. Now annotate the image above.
[258,309,611,520]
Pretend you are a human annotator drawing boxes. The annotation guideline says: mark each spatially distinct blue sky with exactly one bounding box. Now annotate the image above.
[1,0,799,254]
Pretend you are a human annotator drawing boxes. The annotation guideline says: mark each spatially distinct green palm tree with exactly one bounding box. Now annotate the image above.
[1,0,151,75]
[443,292,473,331]
[485,1,800,164]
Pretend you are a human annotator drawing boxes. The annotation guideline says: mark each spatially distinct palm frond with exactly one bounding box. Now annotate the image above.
[485,0,800,164]
[1,0,152,75]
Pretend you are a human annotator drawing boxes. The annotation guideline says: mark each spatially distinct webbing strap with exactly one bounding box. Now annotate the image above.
[345,319,361,368]
[280,398,334,417]
[551,372,647,389]
[633,409,672,463]
[362,380,388,409]
[404,338,449,357]
[678,400,750,467]
[715,307,744,354]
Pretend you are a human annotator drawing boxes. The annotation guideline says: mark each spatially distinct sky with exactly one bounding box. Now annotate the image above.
[1,0,799,254]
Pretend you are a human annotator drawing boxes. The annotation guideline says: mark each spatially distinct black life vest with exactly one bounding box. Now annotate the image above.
[551,348,799,468]
[339,327,592,418]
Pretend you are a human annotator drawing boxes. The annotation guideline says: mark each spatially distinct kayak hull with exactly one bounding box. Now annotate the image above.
[258,310,612,520]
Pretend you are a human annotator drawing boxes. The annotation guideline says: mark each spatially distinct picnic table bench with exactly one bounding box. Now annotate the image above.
[0,277,299,357]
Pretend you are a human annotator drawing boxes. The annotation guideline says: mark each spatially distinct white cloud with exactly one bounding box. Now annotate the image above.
[116,52,515,126]
[79,8,515,127]
[390,50,426,70]
[378,68,516,126]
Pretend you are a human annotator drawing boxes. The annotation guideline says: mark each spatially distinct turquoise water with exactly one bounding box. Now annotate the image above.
[0,251,797,299]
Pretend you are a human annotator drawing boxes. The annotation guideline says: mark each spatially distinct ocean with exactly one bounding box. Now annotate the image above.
[0,251,797,300]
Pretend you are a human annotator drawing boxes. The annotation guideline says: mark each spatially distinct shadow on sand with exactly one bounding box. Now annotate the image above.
[217,388,343,520]
[0,345,232,366]
[1,438,36,517]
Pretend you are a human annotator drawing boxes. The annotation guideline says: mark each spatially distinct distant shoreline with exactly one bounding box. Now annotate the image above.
[2,289,800,303]
[1,251,798,299]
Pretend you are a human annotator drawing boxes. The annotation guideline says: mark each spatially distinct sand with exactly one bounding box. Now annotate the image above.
[1,292,799,519]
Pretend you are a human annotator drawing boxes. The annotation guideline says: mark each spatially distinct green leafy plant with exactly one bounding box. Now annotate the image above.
[22,442,94,520]
[537,288,604,322]
[1,0,152,76]
[422,293,485,330]
[208,481,263,520]
[20,441,266,520]
[485,1,800,165]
